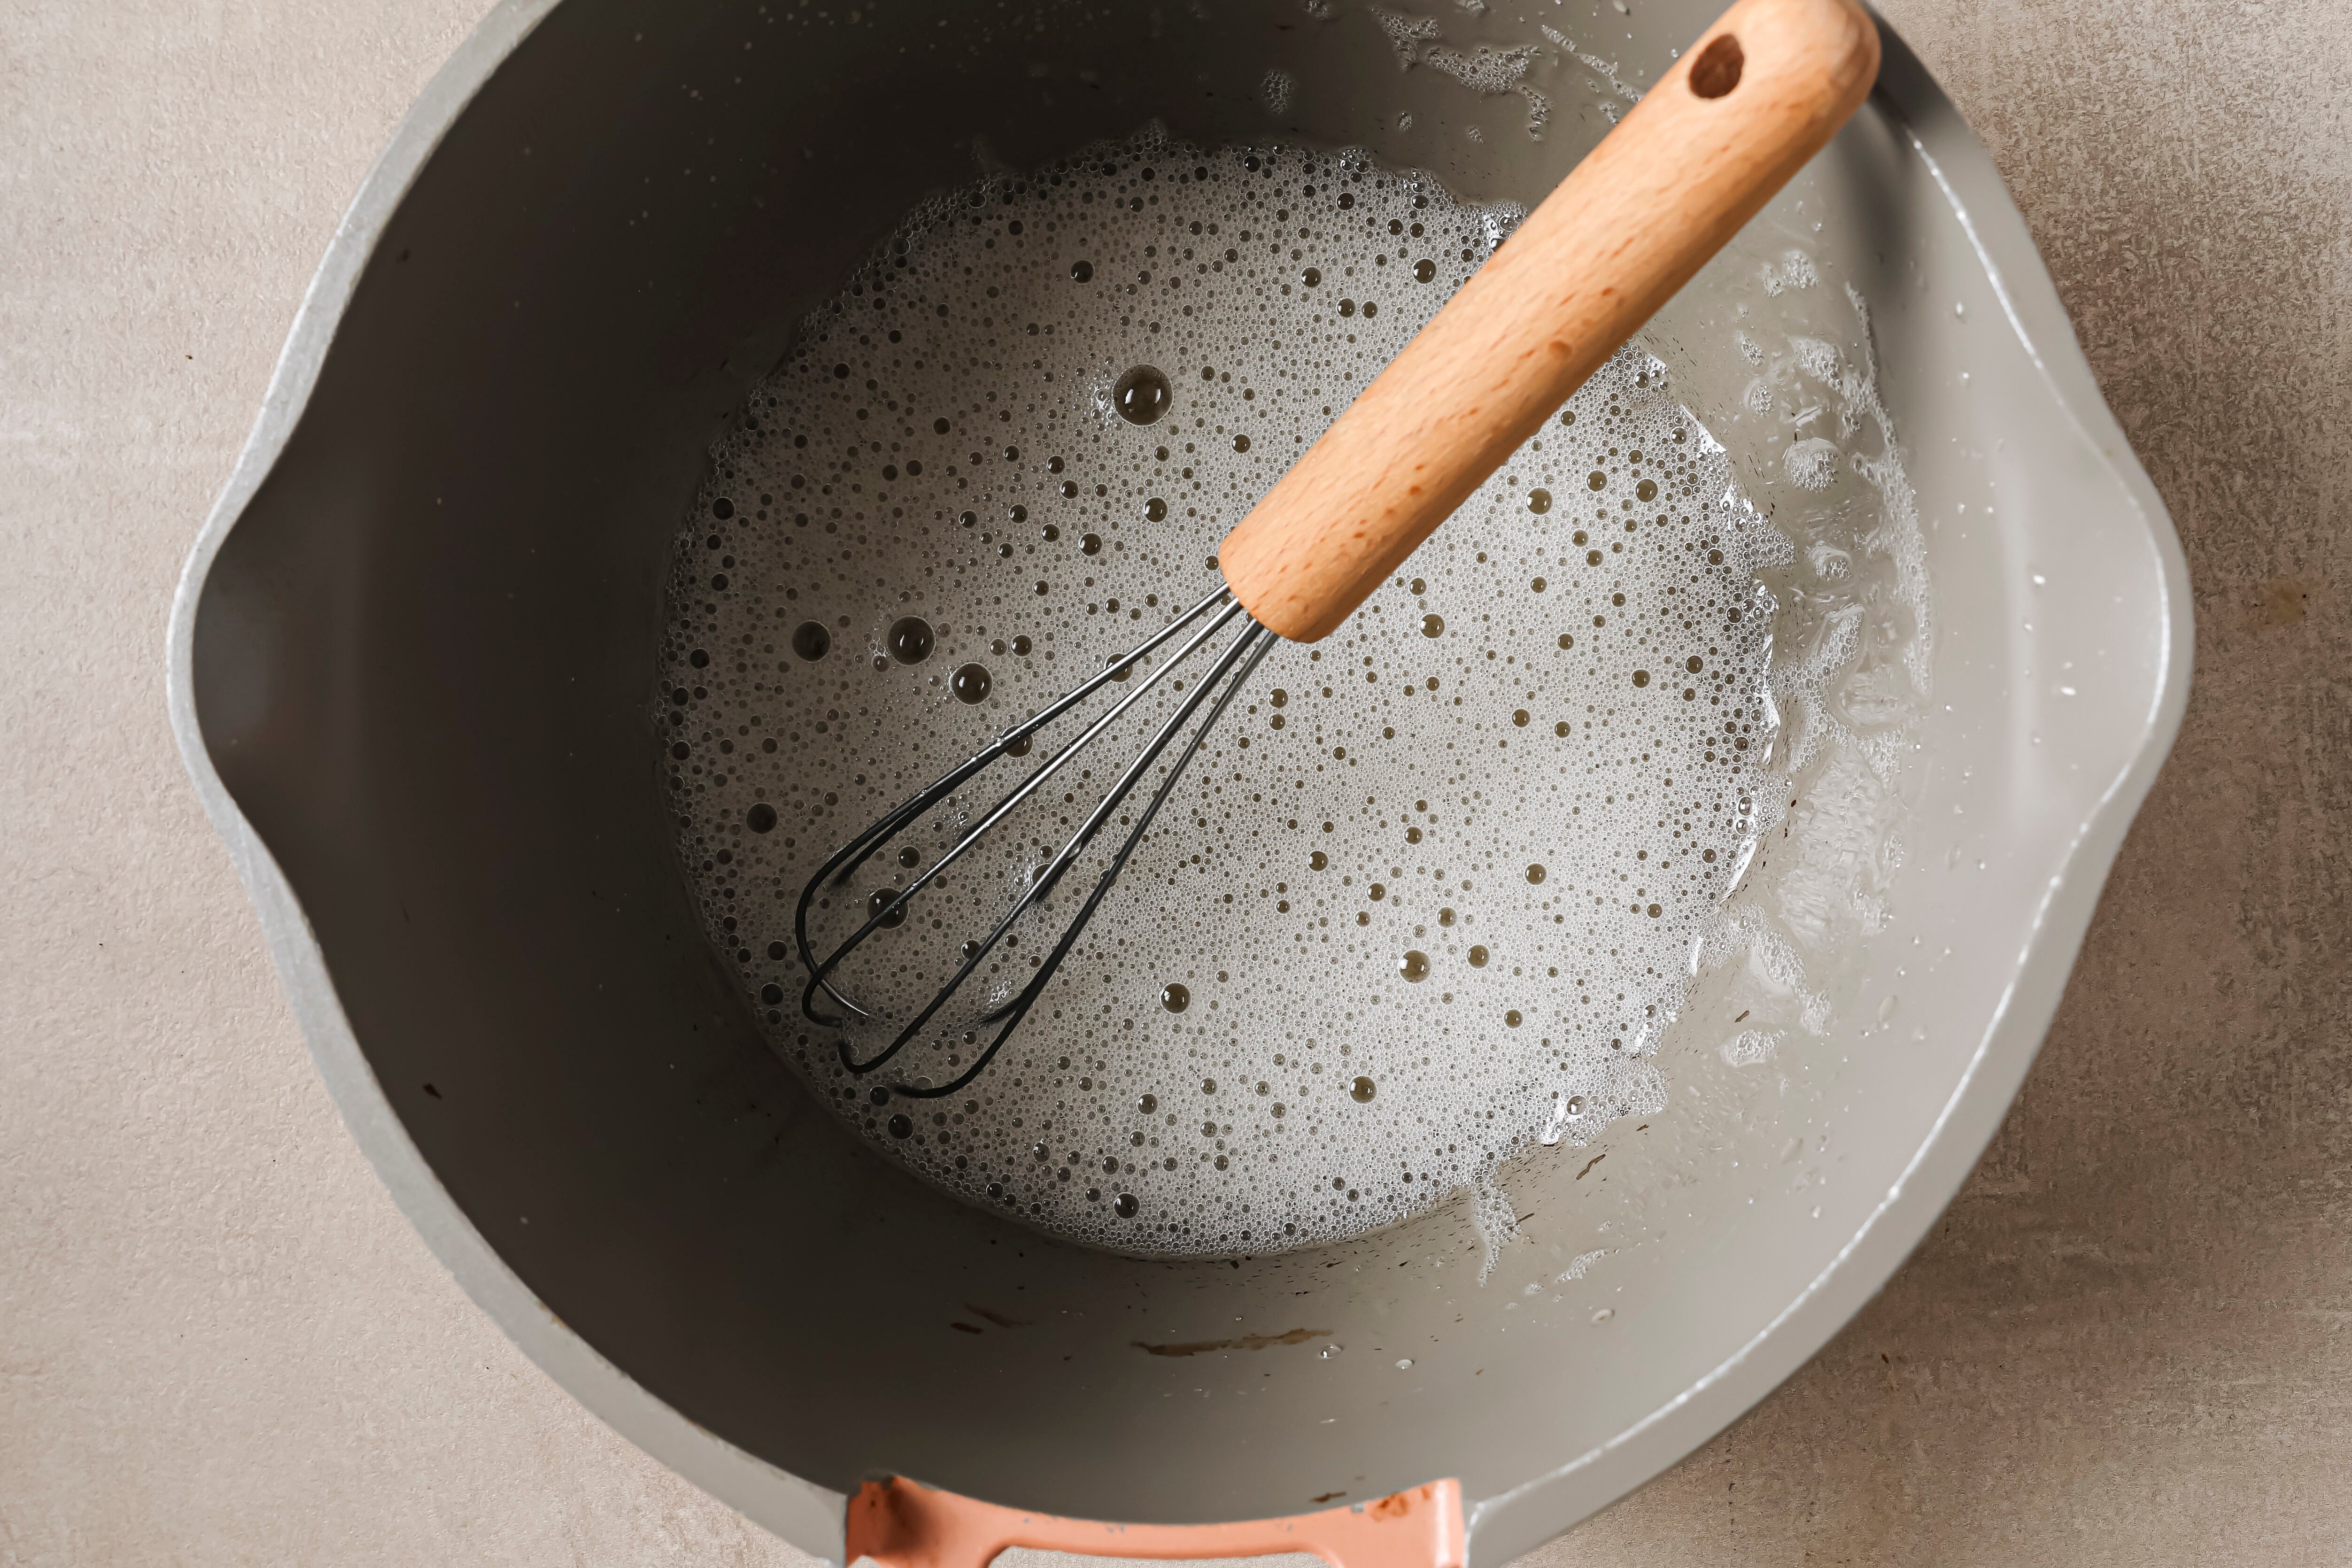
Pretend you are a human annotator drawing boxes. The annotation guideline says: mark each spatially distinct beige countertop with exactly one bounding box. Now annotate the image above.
[3,0,2346,1561]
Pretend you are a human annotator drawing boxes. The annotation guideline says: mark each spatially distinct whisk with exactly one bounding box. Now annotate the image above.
[795,0,1880,1098]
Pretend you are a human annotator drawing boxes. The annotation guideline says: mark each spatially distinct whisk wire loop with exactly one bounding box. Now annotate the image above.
[895,618,1274,1098]
[792,585,1237,1024]
[793,586,1272,1095]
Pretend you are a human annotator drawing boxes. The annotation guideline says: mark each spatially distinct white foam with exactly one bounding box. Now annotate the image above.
[658,133,1814,1258]
[1782,436,1841,489]
[1672,269,1932,1080]
[1422,44,1536,94]
[1371,8,1442,69]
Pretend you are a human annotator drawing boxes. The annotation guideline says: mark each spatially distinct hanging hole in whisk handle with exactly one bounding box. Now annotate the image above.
[1688,33,1744,97]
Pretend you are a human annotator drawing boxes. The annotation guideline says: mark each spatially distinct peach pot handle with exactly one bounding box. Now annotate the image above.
[845,1477,1466,1568]
[1217,0,1881,641]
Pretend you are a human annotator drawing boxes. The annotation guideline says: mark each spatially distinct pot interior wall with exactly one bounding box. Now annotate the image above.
[190,0,2172,1546]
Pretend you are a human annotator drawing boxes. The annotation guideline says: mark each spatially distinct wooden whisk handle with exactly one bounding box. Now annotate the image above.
[1217,0,1880,642]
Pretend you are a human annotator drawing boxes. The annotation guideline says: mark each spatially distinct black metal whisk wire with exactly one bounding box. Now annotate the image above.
[792,585,1277,1099]
[790,585,1239,1020]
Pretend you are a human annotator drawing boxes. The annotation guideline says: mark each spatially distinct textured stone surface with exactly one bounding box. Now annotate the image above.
[1,0,2344,1562]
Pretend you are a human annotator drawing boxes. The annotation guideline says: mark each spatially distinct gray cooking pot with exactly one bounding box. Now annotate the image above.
[166,0,2189,1561]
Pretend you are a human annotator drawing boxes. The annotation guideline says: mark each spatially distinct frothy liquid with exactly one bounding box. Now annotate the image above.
[658,134,1789,1257]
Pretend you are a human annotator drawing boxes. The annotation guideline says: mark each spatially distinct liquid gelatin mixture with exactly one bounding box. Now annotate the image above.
[658,133,1805,1258]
